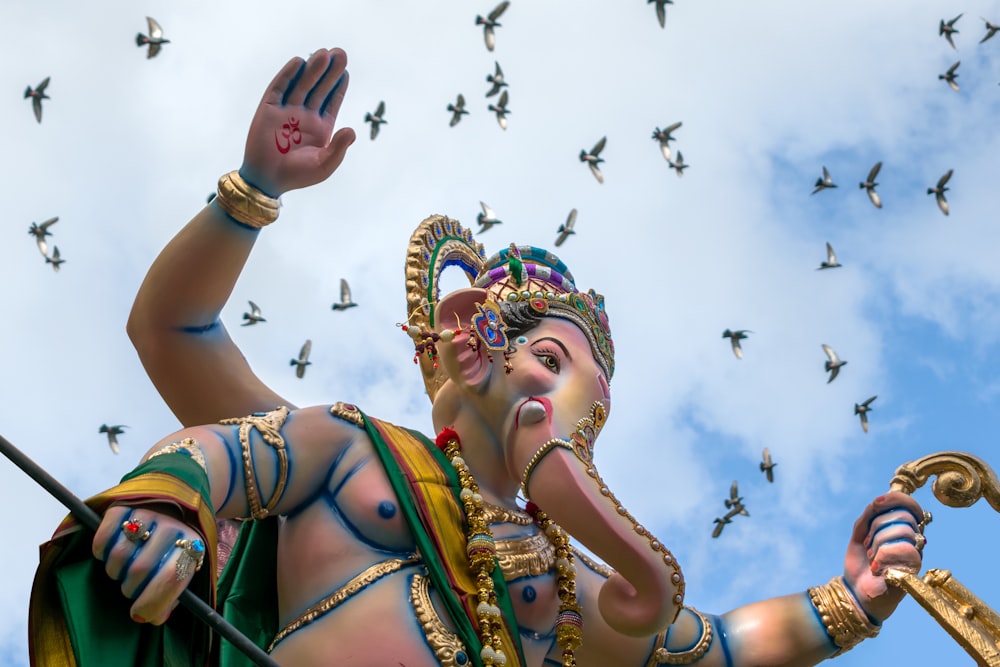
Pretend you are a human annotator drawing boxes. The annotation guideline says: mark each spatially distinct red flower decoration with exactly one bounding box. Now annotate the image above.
[435,426,460,450]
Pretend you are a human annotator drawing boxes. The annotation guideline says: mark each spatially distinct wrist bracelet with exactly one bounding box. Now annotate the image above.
[215,170,280,229]
[808,576,881,656]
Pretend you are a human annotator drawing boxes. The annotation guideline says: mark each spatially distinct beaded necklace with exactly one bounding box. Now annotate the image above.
[436,427,582,667]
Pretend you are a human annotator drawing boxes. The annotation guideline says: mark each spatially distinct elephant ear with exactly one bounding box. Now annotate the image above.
[405,215,487,401]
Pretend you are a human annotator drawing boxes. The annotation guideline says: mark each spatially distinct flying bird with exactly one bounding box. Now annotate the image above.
[331,279,358,311]
[99,424,127,454]
[365,101,387,140]
[854,395,877,433]
[927,169,953,216]
[651,122,682,162]
[722,329,751,359]
[28,217,58,257]
[811,166,837,194]
[554,208,577,247]
[487,90,510,130]
[859,161,883,208]
[981,18,1000,43]
[712,514,733,537]
[136,17,170,59]
[476,1,510,52]
[822,344,847,383]
[760,448,777,483]
[669,151,688,177]
[485,61,507,97]
[45,246,66,272]
[939,61,960,92]
[649,0,674,29]
[477,201,502,233]
[291,339,312,378]
[818,242,842,270]
[711,514,732,539]
[580,136,607,184]
[447,94,469,127]
[940,14,962,50]
[24,77,50,123]
[242,300,266,326]
[724,480,746,511]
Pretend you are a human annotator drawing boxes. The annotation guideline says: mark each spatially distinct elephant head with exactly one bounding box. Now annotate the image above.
[429,283,683,637]
[404,217,683,635]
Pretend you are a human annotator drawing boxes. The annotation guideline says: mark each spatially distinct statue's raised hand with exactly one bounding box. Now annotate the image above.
[843,491,926,622]
[92,505,207,625]
[240,48,356,198]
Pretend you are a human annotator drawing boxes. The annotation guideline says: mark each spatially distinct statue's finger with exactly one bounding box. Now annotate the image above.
[119,527,182,601]
[317,126,356,175]
[262,56,306,107]
[321,70,350,118]
[129,539,193,624]
[306,48,347,112]
[92,505,130,561]
[284,50,332,108]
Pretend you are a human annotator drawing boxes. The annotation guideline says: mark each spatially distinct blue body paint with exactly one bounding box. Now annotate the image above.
[805,591,839,653]
[127,528,178,601]
[179,320,221,334]
[377,501,397,519]
[715,614,735,667]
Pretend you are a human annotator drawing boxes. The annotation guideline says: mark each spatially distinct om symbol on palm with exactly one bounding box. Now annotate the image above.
[274,117,302,154]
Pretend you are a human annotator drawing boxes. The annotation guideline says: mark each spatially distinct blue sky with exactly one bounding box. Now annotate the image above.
[2,1,999,666]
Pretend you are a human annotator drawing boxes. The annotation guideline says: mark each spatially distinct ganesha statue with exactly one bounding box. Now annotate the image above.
[29,47,925,667]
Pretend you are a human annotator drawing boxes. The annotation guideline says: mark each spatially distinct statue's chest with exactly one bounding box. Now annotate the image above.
[325,445,563,642]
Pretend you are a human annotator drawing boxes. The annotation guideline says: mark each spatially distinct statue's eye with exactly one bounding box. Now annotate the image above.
[534,351,560,373]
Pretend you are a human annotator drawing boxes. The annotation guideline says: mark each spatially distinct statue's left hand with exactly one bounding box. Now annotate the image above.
[239,47,356,198]
[843,491,926,622]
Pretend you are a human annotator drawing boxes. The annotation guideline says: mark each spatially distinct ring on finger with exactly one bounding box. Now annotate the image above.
[918,510,933,533]
[122,518,151,544]
[914,533,927,551]
[174,538,206,581]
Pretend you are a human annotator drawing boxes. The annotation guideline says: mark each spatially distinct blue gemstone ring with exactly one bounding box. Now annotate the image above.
[174,538,206,580]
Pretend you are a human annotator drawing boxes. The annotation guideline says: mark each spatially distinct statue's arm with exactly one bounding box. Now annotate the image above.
[90,404,358,624]
[127,206,285,425]
[570,492,925,667]
[127,47,355,426]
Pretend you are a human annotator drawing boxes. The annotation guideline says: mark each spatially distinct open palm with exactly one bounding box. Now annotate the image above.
[240,48,356,198]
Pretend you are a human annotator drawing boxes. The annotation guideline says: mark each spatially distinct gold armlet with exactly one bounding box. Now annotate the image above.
[219,406,290,520]
[646,608,713,666]
[215,170,280,229]
[808,576,881,656]
[146,437,207,472]
[520,438,574,495]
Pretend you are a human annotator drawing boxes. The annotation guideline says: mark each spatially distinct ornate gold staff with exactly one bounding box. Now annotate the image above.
[884,452,1000,667]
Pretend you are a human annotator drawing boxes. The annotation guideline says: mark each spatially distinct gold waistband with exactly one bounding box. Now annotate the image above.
[269,555,419,651]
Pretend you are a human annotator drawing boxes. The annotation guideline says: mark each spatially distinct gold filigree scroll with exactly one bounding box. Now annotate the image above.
[889,451,1000,512]
[884,451,1000,667]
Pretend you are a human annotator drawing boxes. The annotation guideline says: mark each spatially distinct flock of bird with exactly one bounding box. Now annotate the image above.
[355,2,688,247]
[19,7,986,543]
[705,14,1000,538]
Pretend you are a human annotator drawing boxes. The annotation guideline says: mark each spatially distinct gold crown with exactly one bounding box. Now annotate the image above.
[405,215,614,401]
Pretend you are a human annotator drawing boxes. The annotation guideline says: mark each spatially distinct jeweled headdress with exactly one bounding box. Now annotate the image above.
[405,215,614,401]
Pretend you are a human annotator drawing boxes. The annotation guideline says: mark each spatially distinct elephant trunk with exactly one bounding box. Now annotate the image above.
[516,432,683,637]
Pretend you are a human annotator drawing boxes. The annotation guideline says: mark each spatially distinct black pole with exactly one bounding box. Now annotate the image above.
[0,434,280,667]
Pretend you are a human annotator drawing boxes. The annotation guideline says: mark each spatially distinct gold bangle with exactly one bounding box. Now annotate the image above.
[146,437,207,472]
[219,406,290,520]
[520,438,573,495]
[808,576,881,656]
[648,607,713,665]
[215,170,280,229]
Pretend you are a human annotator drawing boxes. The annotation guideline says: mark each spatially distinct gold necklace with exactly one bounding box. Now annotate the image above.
[438,427,581,667]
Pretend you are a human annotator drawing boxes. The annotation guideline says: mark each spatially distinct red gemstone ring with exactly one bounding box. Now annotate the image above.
[122,517,151,543]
